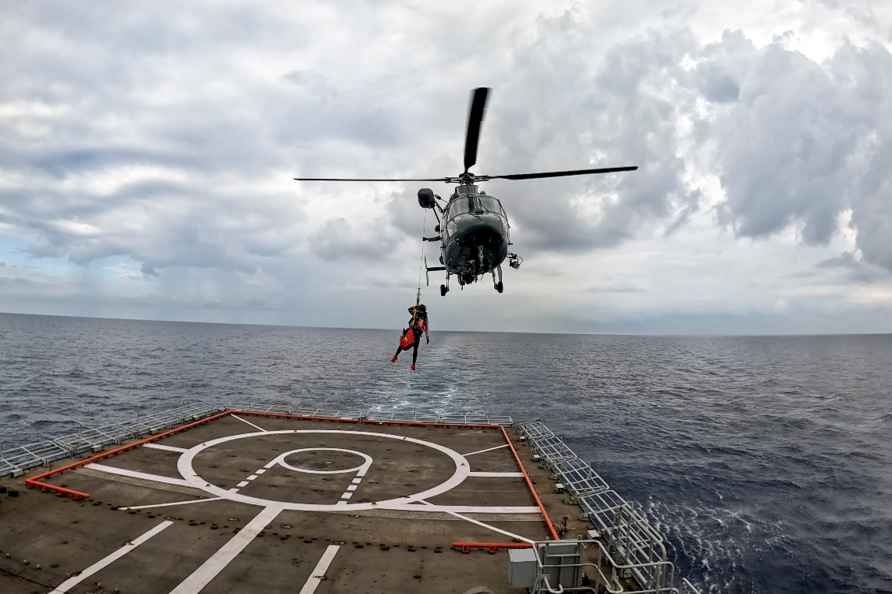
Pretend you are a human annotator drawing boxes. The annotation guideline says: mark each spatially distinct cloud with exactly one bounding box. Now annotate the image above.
[476,20,703,254]
[701,34,892,272]
[1,2,892,333]
[816,251,888,283]
[585,284,648,294]
[309,217,404,262]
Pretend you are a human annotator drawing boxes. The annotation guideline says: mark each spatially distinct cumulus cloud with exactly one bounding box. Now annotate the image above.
[1,1,892,332]
[700,33,892,271]
[477,20,703,253]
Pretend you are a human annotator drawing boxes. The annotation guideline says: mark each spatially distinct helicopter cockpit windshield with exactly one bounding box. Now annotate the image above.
[446,195,505,220]
[476,196,504,216]
[446,197,471,219]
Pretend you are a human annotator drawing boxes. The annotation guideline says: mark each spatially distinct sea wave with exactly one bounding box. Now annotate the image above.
[1,314,890,593]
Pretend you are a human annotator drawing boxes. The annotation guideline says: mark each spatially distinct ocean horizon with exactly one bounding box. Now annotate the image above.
[3,310,889,338]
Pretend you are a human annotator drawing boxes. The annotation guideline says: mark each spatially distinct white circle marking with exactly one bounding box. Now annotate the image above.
[176,429,470,511]
[275,448,372,475]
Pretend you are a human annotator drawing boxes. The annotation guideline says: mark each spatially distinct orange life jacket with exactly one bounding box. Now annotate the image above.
[399,327,416,349]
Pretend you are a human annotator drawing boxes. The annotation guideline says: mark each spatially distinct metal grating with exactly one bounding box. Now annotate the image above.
[519,420,554,440]
[0,402,221,478]
[580,489,630,534]
[529,433,577,463]
[532,537,685,594]
[612,505,670,589]
[518,420,700,594]
[2,401,515,479]
[551,456,610,497]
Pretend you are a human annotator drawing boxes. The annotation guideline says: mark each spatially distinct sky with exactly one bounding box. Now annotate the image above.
[2,1,892,334]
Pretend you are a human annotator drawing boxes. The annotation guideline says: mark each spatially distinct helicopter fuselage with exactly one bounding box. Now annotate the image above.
[441,185,509,285]
[296,86,636,297]
[418,183,514,293]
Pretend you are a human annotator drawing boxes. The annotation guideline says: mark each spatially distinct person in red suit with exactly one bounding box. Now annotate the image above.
[391,304,429,370]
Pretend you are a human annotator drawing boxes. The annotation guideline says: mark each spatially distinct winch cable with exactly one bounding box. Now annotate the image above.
[401,209,427,329]
[415,209,428,305]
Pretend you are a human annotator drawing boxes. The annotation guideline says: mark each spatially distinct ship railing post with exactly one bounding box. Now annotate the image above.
[75,420,115,445]
[0,455,20,478]
[20,444,44,466]
[519,420,699,593]
[48,437,76,456]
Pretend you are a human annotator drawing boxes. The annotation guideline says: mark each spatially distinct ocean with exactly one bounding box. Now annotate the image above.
[0,312,889,593]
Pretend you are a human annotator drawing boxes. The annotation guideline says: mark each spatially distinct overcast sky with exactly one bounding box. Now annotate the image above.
[2,1,891,333]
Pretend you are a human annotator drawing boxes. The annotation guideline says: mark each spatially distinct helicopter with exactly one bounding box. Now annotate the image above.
[295,88,638,296]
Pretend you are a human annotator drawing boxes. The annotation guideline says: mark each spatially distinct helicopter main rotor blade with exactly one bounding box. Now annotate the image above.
[480,166,638,181]
[294,177,451,182]
[463,87,490,174]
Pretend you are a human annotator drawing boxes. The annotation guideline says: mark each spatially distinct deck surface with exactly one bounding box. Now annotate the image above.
[0,412,582,594]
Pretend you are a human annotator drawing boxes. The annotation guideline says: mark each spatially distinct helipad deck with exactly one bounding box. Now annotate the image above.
[0,410,576,594]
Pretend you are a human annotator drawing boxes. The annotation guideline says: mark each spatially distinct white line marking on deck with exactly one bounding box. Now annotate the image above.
[169,506,281,594]
[381,503,541,514]
[143,443,188,453]
[120,497,222,511]
[230,414,268,432]
[462,444,510,457]
[299,545,340,594]
[256,468,266,474]
[49,520,173,593]
[337,475,362,500]
[468,471,524,478]
[247,474,258,481]
[275,448,372,475]
[413,499,534,543]
[85,463,195,488]
[236,480,249,488]
[176,429,470,512]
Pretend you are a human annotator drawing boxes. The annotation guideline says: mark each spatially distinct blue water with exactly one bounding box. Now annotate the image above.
[1,312,890,593]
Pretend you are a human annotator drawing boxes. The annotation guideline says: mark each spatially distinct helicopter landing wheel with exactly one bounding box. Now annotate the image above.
[493,264,504,294]
[440,284,449,297]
